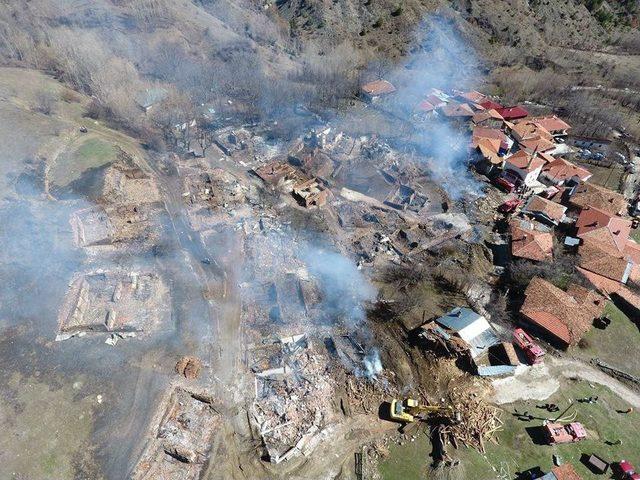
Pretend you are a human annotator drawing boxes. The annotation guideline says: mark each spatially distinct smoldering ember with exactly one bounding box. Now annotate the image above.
[2,3,640,480]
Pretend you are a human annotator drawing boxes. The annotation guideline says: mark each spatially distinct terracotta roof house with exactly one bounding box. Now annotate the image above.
[417,100,436,113]
[496,105,529,120]
[623,240,640,283]
[540,158,592,186]
[520,277,605,348]
[504,151,546,187]
[510,219,554,262]
[577,266,640,318]
[576,206,632,253]
[441,102,475,118]
[522,195,567,225]
[424,93,448,108]
[476,138,504,165]
[568,182,627,216]
[472,126,508,144]
[472,109,504,127]
[480,99,503,110]
[361,80,396,101]
[455,90,487,104]
[540,463,583,480]
[579,239,633,284]
[521,116,572,136]
[511,121,557,154]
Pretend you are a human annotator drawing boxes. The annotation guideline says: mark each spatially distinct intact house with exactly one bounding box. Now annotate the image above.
[503,150,546,188]
[520,116,571,137]
[539,158,592,186]
[509,121,557,154]
[567,181,628,216]
[509,218,554,262]
[573,206,640,315]
[521,195,567,226]
[471,126,512,174]
[519,277,605,349]
[453,90,487,105]
[471,109,504,129]
[441,102,475,119]
[576,205,631,254]
[434,307,500,358]
[361,80,396,102]
[496,105,529,121]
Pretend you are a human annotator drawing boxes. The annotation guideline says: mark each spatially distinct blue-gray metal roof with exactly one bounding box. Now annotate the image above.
[435,307,482,332]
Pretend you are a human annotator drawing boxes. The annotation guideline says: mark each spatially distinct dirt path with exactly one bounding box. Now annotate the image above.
[493,355,640,407]
[548,356,640,408]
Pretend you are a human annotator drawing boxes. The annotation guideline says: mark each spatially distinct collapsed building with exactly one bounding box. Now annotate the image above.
[131,387,220,480]
[56,270,171,340]
[248,334,334,464]
[253,160,330,208]
[71,204,160,248]
[182,166,253,230]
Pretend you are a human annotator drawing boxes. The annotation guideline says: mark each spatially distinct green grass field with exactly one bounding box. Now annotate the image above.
[574,302,640,378]
[49,138,118,187]
[379,379,640,480]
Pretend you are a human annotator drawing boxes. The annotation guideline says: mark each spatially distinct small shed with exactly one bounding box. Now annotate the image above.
[435,307,500,358]
[586,454,608,474]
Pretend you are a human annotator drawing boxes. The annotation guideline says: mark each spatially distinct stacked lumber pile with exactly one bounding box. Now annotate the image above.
[440,394,503,454]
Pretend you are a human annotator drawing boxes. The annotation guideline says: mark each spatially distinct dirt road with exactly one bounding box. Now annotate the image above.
[493,355,640,408]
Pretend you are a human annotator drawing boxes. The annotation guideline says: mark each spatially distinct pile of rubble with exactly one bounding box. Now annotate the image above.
[249,335,334,464]
[131,387,220,480]
[56,270,171,341]
[441,392,503,454]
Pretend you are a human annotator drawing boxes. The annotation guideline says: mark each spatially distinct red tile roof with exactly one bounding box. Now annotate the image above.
[506,150,546,173]
[418,100,436,112]
[576,206,631,253]
[425,94,447,108]
[519,137,557,153]
[456,90,487,103]
[472,109,504,125]
[480,99,503,110]
[578,267,640,312]
[569,182,627,216]
[551,463,583,480]
[476,139,503,164]
[510,219,554,262]
[496,105,529,120]
[361,80,396,96]
[541,158,592,184]
[473,126,507,142]
[579,239,631,282]
[531,115,571,133]
[441,102,475,117]
[523,195,567,223]
[520,277,604,346]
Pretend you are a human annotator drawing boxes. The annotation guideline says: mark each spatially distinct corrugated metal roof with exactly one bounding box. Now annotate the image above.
[435,307,482,331]
[477,365,517,376]
[436,308,500,358]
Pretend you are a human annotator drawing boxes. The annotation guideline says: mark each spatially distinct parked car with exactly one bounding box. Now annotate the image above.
[613,460,640,480]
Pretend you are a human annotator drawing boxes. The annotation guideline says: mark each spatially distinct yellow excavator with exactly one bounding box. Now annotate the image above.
[389,398,462,424]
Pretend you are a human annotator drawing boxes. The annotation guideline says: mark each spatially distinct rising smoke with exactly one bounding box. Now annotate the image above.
[385,16,485,200]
